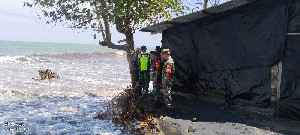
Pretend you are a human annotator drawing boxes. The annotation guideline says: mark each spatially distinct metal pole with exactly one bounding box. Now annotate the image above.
[287,33,300,36]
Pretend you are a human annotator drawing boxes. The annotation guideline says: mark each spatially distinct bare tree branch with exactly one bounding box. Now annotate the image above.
[99,41,127,51]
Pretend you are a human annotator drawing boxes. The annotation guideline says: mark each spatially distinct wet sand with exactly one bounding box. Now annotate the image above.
[137,92,300,135]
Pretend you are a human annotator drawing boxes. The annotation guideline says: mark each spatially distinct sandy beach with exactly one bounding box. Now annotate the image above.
[134,91,300,135]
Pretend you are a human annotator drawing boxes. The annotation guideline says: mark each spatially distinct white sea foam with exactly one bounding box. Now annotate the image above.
[0,56,41,64]
[0,56,20,62]
[115,51,127,56]
[0,48,130,134]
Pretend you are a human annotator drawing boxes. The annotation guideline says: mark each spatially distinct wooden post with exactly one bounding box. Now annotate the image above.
[271,61,282,116]
[275,61,282,116]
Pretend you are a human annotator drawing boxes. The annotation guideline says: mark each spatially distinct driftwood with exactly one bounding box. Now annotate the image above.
[33,69,60,81]
[96,86,159,133]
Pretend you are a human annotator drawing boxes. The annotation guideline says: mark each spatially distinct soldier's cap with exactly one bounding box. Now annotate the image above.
[141,46,147,50]
[161,49,170,54]
[150,51,158,56]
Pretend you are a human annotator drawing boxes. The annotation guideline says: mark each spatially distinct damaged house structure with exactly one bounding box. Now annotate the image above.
[141,0,300,120]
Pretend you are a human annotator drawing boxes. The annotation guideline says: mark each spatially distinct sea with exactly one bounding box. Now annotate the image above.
[0,40,132,135]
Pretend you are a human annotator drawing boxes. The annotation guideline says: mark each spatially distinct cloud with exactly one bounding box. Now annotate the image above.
[0,11,36,24]
[0,0,162,46]
[0,0,40,24]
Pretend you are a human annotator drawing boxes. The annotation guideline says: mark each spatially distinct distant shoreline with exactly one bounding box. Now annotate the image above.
[0,39,99,46]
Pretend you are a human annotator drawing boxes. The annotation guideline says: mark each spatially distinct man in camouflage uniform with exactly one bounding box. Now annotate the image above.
[161,49,175,108]
[150,51,161,103]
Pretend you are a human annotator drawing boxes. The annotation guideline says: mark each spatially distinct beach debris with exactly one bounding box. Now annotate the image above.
[172,122,181,128]
[136,115,159,133]
[188,125,196,132]
[192,117,197,122]
[96,86,151,131]
[33,69,60,81]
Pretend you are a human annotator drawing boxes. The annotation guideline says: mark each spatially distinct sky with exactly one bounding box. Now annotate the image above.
[0,0,162,46]
[0,0,228,46]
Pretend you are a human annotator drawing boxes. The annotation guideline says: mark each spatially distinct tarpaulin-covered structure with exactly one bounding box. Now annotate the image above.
[141,0,300,120]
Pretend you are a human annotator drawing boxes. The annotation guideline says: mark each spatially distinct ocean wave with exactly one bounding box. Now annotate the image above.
[33,51,127,58]
[0,56,40,63]
[0,90,34,102]
[0,51,127,63]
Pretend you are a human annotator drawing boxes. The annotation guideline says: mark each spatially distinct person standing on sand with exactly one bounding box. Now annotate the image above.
[161,49,175,110]
[138,46,151,96]
[155,46,163,90]
[133,48,141,67]
[133,49,141,75]
[133,48,141,95]
[150,51,161,105]
[155,46,161,59]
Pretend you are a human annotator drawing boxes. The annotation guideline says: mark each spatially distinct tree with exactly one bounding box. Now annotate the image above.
[183,0,224,10]
[24,0,186,86]
[203,0,208,9]
[204,0,222,9]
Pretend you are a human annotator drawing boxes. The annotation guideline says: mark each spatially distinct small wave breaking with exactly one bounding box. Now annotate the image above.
[33,51,127,58]
[0,51,127,64]
[0,56,41,63]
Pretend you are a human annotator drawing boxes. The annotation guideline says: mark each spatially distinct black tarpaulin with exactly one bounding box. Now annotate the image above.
[153,0,300,120]
[279,36,300,120]
[279,0,300,120]
[162,0,288,108]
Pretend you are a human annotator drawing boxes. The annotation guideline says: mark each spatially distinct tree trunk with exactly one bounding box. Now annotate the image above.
[203,0,208,9]
[98,20,138,86]
[99,35,138,86]
[123,4,138,87]
[99,0,111,47]
[124,29,138,87]
[97,1,138,87]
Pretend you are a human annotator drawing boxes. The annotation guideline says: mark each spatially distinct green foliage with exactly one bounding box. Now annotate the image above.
[25,0,187,31]
[24,0,189,83]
